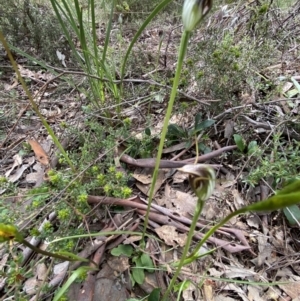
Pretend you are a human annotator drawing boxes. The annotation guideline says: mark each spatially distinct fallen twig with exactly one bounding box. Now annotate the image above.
[120,145,237,169]
[87,195,251,253]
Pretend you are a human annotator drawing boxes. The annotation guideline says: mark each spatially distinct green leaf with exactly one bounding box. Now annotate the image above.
[132,256,145,284]
[198,142,211,154]
[276,179,300,196]
[247,140,258,155]
[148,288,161,301]
[140,253,154,273]
[291,77,300,94]
[173,280,192,292]
[233,134,246,152]
[194,113,203,129]
[111,244,133,257]
[246,191,300,212]
[286,88,299,98]
[283,205,300,226]
[194,119,215,133]
[131,266,145,285]
[184,140,192,148]
[167,124,186,140]
[145,127,151,136]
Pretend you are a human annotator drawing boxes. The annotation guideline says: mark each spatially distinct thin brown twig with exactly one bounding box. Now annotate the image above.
[120,145,237,169]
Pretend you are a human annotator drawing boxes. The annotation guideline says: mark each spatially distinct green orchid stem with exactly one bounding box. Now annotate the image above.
[183,208,247,265]
[141,30,190,245]
[182,185,300,266]
[162,199,204,301]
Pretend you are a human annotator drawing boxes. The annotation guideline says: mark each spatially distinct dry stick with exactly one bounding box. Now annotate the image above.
[87,195,250,253]
[120,145,237,169]
[239,115,300,140]
[77,244,106,301]
[137,197,251,252]
[106,220,140,251]
[21,211,57,266]
[137,209,249,254]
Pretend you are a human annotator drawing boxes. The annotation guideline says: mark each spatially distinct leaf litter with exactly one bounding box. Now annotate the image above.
[1,2,300,301]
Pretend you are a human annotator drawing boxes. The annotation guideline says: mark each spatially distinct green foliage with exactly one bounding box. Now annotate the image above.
[111,244,134,257]
[234,134,246,152]
[50,0,120,107]
[283,205,300,226]
[234,134,258,155]
[148,288,161,301]
[0,0,73,65]
[173,280,192,292]
[129,132,157,159]
[166,113,215,151]
[246,136,300,187]
[1,1,299,299]
[191,27,278,110]
[111,243,154,286]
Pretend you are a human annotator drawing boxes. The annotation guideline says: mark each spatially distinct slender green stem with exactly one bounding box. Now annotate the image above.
[162,198,204,301]
[183,208,247,265]
[141,31,190,244]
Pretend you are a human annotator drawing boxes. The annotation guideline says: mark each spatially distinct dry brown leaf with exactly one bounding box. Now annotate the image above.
[262,287,281,301]
[224,266,255,279]
[156,183,197,217]
[162,142,187,154]
[23,277,41,295]
[4,77,18,91]
[215,295,236,301]
[36,263,47,281]
[224,119,235,139]
[25,162,45,185]
[172,170,188,184]
[202,199,223,220]
[222,283,248,301]
[123,235,142,244]
[8,165,30,183]
[53,262,69,276]
[277,268,300,299]
[251,234,272,267]
[23,263,47,296]
[5,154,23,177]
[139,272,159,294]
[232,189,245,209]
[247,286,264,301]
[278,277,300,299]
[28,140,49,166]
[155,225,186,247]
[246,215,260,229]
[132,172,152,184]
[203,280,215,301]
[135,169,166,196]
[107,256,130,274]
